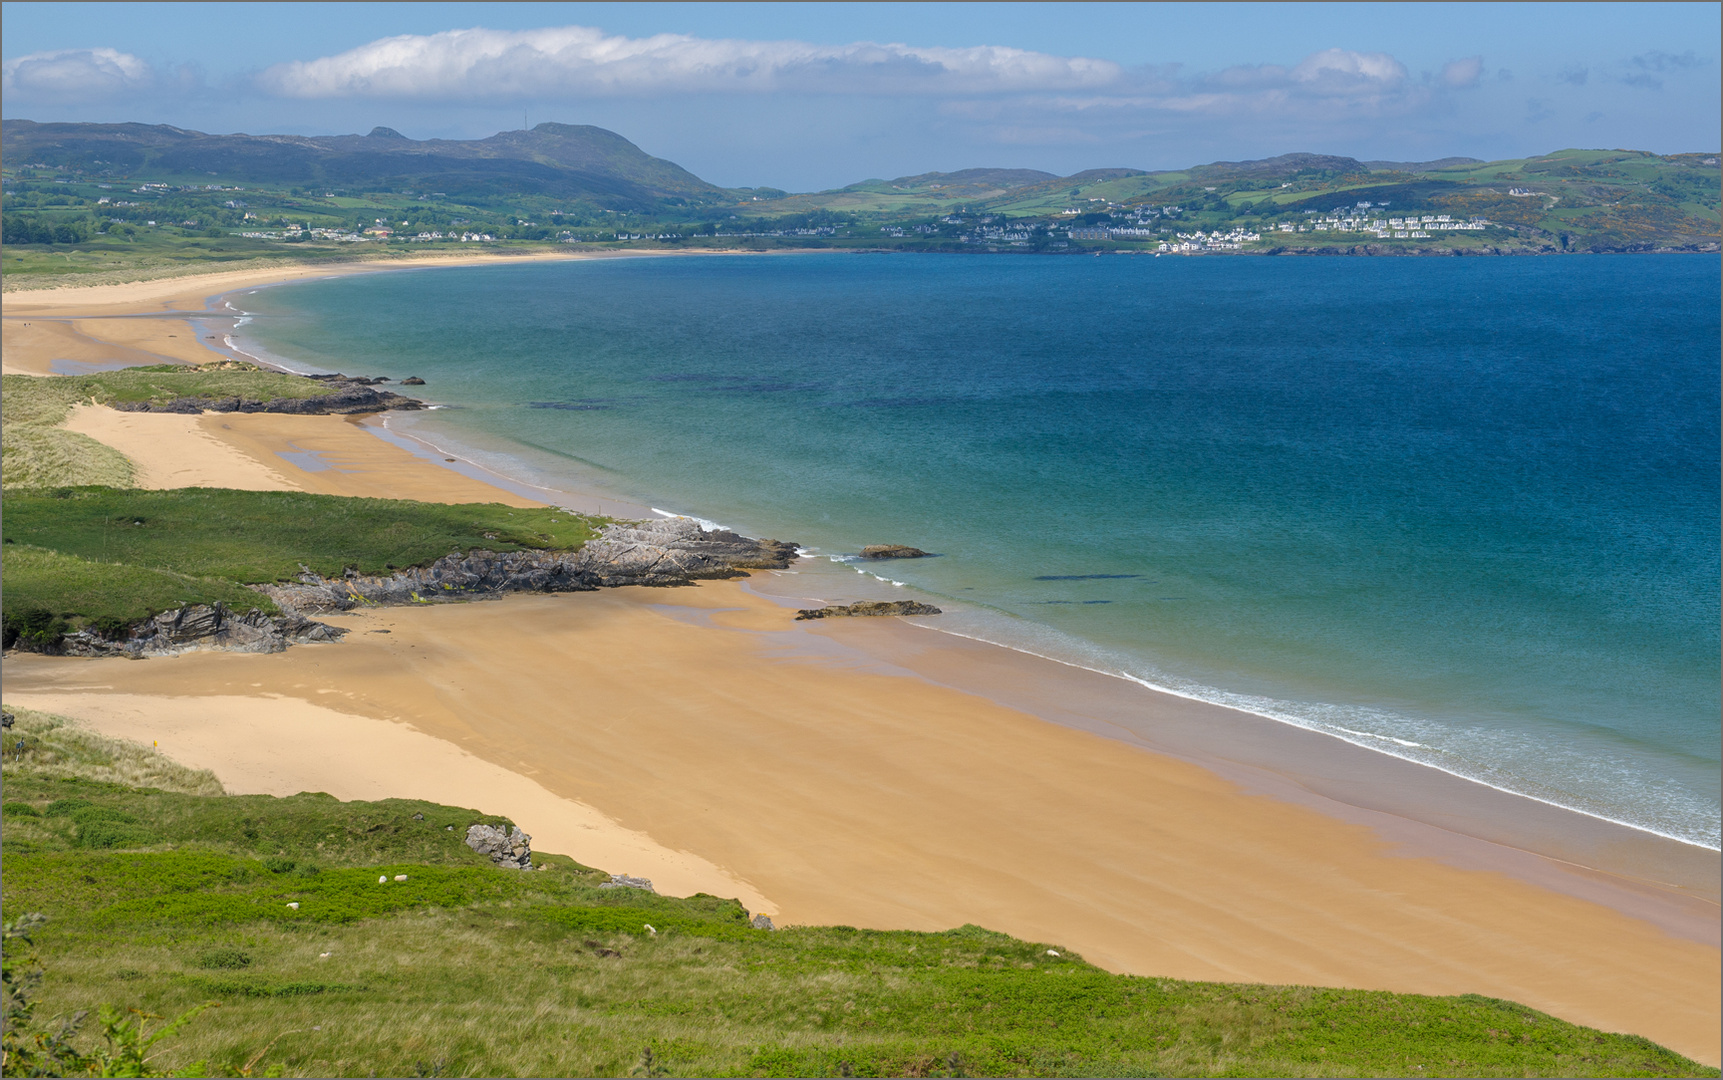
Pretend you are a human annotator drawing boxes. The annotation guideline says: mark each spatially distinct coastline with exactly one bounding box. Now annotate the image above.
[5,583,1718,1064]
[4,259,1718,1065]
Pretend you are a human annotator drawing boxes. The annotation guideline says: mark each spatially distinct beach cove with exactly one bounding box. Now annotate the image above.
[2,254,1718,1065]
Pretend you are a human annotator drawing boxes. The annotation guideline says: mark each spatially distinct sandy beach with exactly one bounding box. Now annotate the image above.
[2,249,624,376]
[4,260,1718,1066]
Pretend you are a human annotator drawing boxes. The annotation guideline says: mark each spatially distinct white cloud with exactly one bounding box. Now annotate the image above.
[1289,48,1408,93]
[1005,48,1428,123]
[1441,56,1484,88]
[257,25,1121,99]
[2,47,154,98]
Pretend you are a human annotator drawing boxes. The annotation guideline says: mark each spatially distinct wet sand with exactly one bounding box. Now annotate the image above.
[5,582,1718,1064]
[4,261,1719,1065]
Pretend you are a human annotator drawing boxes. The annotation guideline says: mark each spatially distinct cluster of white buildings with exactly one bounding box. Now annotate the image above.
[710,226,838,239]
[963,225,1033,245]
[1161,227,1262,251]
[400,230,496,242]
[1278,213,1489,239]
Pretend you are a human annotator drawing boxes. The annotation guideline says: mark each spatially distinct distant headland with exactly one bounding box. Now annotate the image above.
[2,118,1717,290]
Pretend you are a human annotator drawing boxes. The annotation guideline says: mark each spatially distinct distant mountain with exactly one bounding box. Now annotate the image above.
[1189,153,1364,177]
[0,120,728,207]
[1364,157,1488,172]
[890,168,1059,191]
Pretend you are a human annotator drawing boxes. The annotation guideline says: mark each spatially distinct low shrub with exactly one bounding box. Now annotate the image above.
[194,947,251,970]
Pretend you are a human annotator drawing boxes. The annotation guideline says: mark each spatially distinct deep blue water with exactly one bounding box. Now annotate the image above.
[236,252,1722,846]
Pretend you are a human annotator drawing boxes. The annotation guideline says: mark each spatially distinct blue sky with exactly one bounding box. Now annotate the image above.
[4,2,1717,190]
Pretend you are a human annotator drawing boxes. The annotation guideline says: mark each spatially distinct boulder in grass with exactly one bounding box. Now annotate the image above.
[599,874,655,892]
[751,914,776,930]
[795,600,941,620]
[860,545,930,559]
[465,823,533,869]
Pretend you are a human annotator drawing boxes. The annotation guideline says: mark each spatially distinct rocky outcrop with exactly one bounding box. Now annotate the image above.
[599,874,655,892]
[795,600,942,620]
[750,914,776,930]
[466,823,533,869]
[860,545,930,559]
[7,519,801,661]
[257,518,801,614]
[52,603,346,658]
[109,375,424,416]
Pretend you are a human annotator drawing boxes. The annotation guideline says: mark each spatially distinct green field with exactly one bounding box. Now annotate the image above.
[0,364,604,647]
[4,136,1715,289]
[3,708,1713,1079]
[0,365,338,490]
[0,486,601,644]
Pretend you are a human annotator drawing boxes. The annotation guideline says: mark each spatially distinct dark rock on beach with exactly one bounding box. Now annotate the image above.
[50,602,346,659]
[13,519,802,661]
[110,374,425,416]
[257,517,802,614]
[795,600,942,620]
[860,545,930,559]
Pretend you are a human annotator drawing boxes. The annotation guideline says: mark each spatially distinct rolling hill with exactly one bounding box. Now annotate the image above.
[1,120,728,208]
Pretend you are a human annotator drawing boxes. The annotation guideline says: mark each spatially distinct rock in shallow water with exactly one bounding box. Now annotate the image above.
[859,545,930,559]
[794,600,942,620]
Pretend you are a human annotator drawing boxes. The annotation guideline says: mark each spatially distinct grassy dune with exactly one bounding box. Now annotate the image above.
[1,709,1714,1079]
[0,487,602,644]
[0,365,336,491]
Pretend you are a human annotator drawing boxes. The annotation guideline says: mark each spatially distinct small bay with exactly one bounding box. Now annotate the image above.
[237,251,1722,847]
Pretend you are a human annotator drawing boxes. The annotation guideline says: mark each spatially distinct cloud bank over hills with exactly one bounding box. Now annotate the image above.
[2,12,1715,190]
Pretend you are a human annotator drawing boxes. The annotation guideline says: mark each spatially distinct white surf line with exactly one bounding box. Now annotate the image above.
[900,621,1721,852]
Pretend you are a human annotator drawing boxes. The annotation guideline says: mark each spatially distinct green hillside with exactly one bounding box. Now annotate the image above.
[1,120,726,207]
[3,708,1714,1078]
[2,120,1716,287]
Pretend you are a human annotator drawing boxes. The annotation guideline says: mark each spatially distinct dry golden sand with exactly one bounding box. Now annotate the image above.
[0,688,769,912]
[5,583,1718,1064]
[61,405,300,491]
[3,262,1718,1066]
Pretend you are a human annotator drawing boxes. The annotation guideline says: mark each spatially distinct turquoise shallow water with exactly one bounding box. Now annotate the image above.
[233,252,1721,847]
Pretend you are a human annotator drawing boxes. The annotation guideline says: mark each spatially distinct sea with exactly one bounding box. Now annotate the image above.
[228,251,1722,850]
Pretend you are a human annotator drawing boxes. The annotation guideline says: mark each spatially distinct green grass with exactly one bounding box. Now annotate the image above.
[0,486,603,637]
[2,366,341,427]
[0,544,281,630]
[3,487,599,581]
[1,706,224,796]
[2,734,1711,1078]
[0,422,135,489]
[1,365,344,490]
[0,366,606,642]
